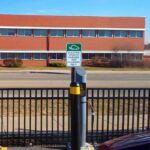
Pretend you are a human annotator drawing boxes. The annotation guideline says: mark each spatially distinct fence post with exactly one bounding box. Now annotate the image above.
[70,81,81,150]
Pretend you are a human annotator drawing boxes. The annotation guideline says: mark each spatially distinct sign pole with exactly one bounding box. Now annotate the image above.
[71,67,76,83]
[67,43,82,150]
[70,80,81,150]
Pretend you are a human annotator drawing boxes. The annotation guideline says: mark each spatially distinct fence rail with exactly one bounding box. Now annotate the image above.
[0,88,150,146]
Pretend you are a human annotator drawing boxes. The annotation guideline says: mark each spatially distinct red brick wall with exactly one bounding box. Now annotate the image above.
[0,36,144,51]
[49,37,144,51]
[0,60,47,66]
[0,14,145,28]
[0,36,48,50]
[144,56,150,62]
[23,60,47,66]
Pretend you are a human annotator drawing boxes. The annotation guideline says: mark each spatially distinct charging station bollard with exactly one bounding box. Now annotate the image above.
[75,67,87,147]
[70,82,81,150]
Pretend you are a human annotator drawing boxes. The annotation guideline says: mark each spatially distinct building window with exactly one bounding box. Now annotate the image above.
[17,53,25,59]
[130,31,143,38]
[57,53,64,59]
[1,53,7,59]
[50,53,57,59]
[0,29,16,36]
[17,29,32,36]
[33,53,40,59]
[82,30,96,37]
[127,53,143,61]
[114,30,128,37]
[50,30,64,37]
[82,53,89,59]
[137,31,143,37]
[135,54,143,60]
[34,29,48,36]
[105,53,112,59]
[49,53,65,59]
[8,29,16,36]
[130,31,136,37]
[33,53,47,60]
[24,53,32,59]
[89,53,96,59]
[7,53,16,59]
[66,30,80,37]
[99,30,113,37]
[97,53,105,58]
[41,53,47,59]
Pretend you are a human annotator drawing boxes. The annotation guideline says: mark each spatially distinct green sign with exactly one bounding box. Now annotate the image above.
[67,44,81,51]
[66,44,82,67]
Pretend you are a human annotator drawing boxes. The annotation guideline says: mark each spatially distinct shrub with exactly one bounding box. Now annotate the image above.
[82,60,93,66]
[48,62,66,67]
[3,59,23,67]
[110,60,145,68]
[82,57,111,67]
[91,56,111,67]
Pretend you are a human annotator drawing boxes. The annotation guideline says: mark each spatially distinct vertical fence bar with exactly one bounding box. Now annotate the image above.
[86,89,89,141]
[137,89,140,132]
[86,89,89,142]
[122,89,125,136]
[52,89,54,143]
[68,89,71,142]
[101,89,104,142]
[24,89,26,145]
[7,89,9,145]
[18,90,20,145]
[29,89,32,143]
[57,89,60,142]
[62,89,65,143]
[117,89,120,137]
[112,89,115,139]
[132,89,135,133]
[40,89,43,145]
[147,89,150,130]
[127,89,130,134]
[142,89,146,131]
[91,89,94,142]
[107,89,110,140]
[96,89,99,141]
[46,89,48,144]
[35,89,37,145]
[1,90,3,146]
[12,89,15,145]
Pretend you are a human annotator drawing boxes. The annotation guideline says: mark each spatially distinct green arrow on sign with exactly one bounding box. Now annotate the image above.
[67,44,81,51]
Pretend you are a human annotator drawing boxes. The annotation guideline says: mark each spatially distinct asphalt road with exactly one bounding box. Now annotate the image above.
[0,71,150,88]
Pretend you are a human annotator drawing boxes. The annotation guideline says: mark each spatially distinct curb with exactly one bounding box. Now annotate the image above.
[0,70,150,74]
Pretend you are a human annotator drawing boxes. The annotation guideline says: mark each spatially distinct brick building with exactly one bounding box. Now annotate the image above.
[0,14,146,66]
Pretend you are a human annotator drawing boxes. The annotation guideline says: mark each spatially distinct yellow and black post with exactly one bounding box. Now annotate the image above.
[70,81,81,150]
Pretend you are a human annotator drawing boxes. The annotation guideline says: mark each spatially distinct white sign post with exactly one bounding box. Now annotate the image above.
[66,44,82,67]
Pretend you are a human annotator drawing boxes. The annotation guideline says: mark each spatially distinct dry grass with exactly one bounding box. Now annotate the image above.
[0,99,69,117]
[0,98,149,117]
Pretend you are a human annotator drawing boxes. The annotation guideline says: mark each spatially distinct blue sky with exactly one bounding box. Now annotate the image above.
[0,0,149,44]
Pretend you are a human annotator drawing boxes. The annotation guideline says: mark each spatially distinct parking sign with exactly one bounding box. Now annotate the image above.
[66,44,82,67]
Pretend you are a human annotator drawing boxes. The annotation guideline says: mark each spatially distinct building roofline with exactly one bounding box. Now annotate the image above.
[0,26,145,30]
[0,13,146,18]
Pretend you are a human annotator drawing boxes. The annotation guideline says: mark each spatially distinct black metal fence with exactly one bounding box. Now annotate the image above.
[0,88,150,146]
